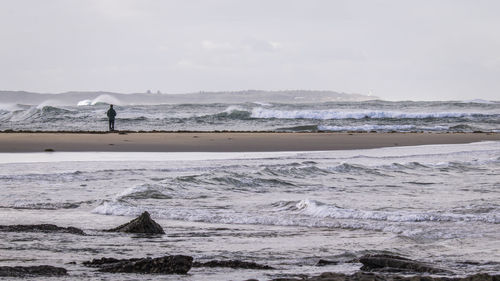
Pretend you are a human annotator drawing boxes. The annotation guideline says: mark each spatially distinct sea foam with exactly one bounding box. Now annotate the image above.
[77,94,122,106]
[250,107,488,120]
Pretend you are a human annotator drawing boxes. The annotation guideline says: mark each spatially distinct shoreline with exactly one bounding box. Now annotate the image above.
[0,132,499,152]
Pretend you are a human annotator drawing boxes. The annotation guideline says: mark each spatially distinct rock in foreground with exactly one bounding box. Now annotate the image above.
[193,260,274,269]
[0,224,85,235]
[0,265,67,277]
[83,255,192,274]
[106,211,165,234]
[359,254,449,274]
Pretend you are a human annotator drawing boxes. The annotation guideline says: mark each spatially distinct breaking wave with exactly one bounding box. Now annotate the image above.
[91,198,499,241]
[1,101,499,132]
[115,184,173,200]
[250,108,497,120]
[276,199,500,224]
[77,94,122,106]
[212,106,252,119]
[0,105,76,122]
[318,124,449,132]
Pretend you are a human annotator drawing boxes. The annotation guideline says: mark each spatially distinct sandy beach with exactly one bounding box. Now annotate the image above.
[0,132,498,152]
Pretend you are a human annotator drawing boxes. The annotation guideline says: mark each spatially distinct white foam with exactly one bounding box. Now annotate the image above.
[319,124,426,131]
[292,199,499,223]
[223,105,246,113]
[91,200,497,240]
[251,107,485,120]
[92,201,139,216]
[77,99,92,106]
[36,100,66,109]
[77,94,122,106]
[0,103,22,111]
[252,101,273,107]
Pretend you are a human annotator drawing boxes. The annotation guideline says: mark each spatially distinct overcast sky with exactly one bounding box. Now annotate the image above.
[1,0,499,100]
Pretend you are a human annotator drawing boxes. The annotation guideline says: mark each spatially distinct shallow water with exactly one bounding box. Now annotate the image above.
[0,142,499,280]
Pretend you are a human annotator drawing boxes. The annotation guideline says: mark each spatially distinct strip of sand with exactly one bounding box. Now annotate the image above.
[0,132,499,152]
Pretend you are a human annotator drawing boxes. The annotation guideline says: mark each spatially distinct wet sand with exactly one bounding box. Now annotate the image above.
[0,132,499,152]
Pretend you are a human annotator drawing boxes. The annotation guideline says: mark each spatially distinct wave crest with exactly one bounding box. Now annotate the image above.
[77,94,122,106]
[251,107,491,120]
[279,199,499,224]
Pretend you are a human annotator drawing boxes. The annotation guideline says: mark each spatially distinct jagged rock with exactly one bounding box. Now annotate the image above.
[106,211,165,234]
[0,224,85,235]
[359,254,450,274]
[193,259,274,269]
[83,255,192,274]
[270,272,500,281]
[0,265,67,277]
[83,257,138,267]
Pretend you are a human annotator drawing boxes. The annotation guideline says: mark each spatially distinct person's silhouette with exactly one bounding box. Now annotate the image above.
[106,104,117,131]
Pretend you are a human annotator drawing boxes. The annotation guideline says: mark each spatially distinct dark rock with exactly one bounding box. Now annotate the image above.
[83,257,138,267]
[83,255,192,274]
[270,272,500,281]
[0,265,67,277]
[316,259,339,266]
[0,224,85,235]
[359,254,449,274]
[193,259,274,270]
[106,211,165,234]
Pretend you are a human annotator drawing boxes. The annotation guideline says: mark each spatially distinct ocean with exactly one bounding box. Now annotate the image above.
[1,94,499,279]
[1,99,499,132]
[0,142,499,280]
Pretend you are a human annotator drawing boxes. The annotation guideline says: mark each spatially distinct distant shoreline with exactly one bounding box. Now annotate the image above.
[0,132,498,153]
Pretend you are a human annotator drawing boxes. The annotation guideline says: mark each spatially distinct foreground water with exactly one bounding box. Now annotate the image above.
[0,142,499,280]
[1,100,499,132]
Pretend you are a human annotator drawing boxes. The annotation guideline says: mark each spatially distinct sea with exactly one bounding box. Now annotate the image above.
[0,142,499,280]
[0,97,499,280]
[0,99,499,132]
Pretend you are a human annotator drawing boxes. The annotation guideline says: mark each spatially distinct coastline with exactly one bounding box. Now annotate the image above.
[0,131,498,152]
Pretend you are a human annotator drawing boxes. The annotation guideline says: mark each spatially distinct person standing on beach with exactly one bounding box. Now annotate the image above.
[106,104,117,131]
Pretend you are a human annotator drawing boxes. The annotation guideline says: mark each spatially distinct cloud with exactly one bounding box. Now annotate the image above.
[175,39,285,70]
[244,39,282,52]
[201,40,234,51]
[90,0,148,20]
[1,1,500,99]
[200,39,282,53]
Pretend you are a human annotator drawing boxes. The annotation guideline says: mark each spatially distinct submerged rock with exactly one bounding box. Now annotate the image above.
[270,272,500,281]
[0,265,67,277]
[83,255,192,274]
[106,211,165,234]
[0,224,85,235]
[193,259,275,269]
[359,254,449,274]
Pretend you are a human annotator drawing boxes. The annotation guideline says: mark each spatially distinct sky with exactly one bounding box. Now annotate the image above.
[0,0,499,101]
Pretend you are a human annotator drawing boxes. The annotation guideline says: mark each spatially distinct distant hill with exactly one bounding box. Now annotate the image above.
[0,90,378,105]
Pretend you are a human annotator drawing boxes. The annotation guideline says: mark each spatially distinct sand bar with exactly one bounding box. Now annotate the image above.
[0,132,499,152]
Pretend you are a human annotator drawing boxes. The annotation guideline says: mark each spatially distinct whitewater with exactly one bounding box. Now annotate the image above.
[0,142,499,280]
[1,99,499,132]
